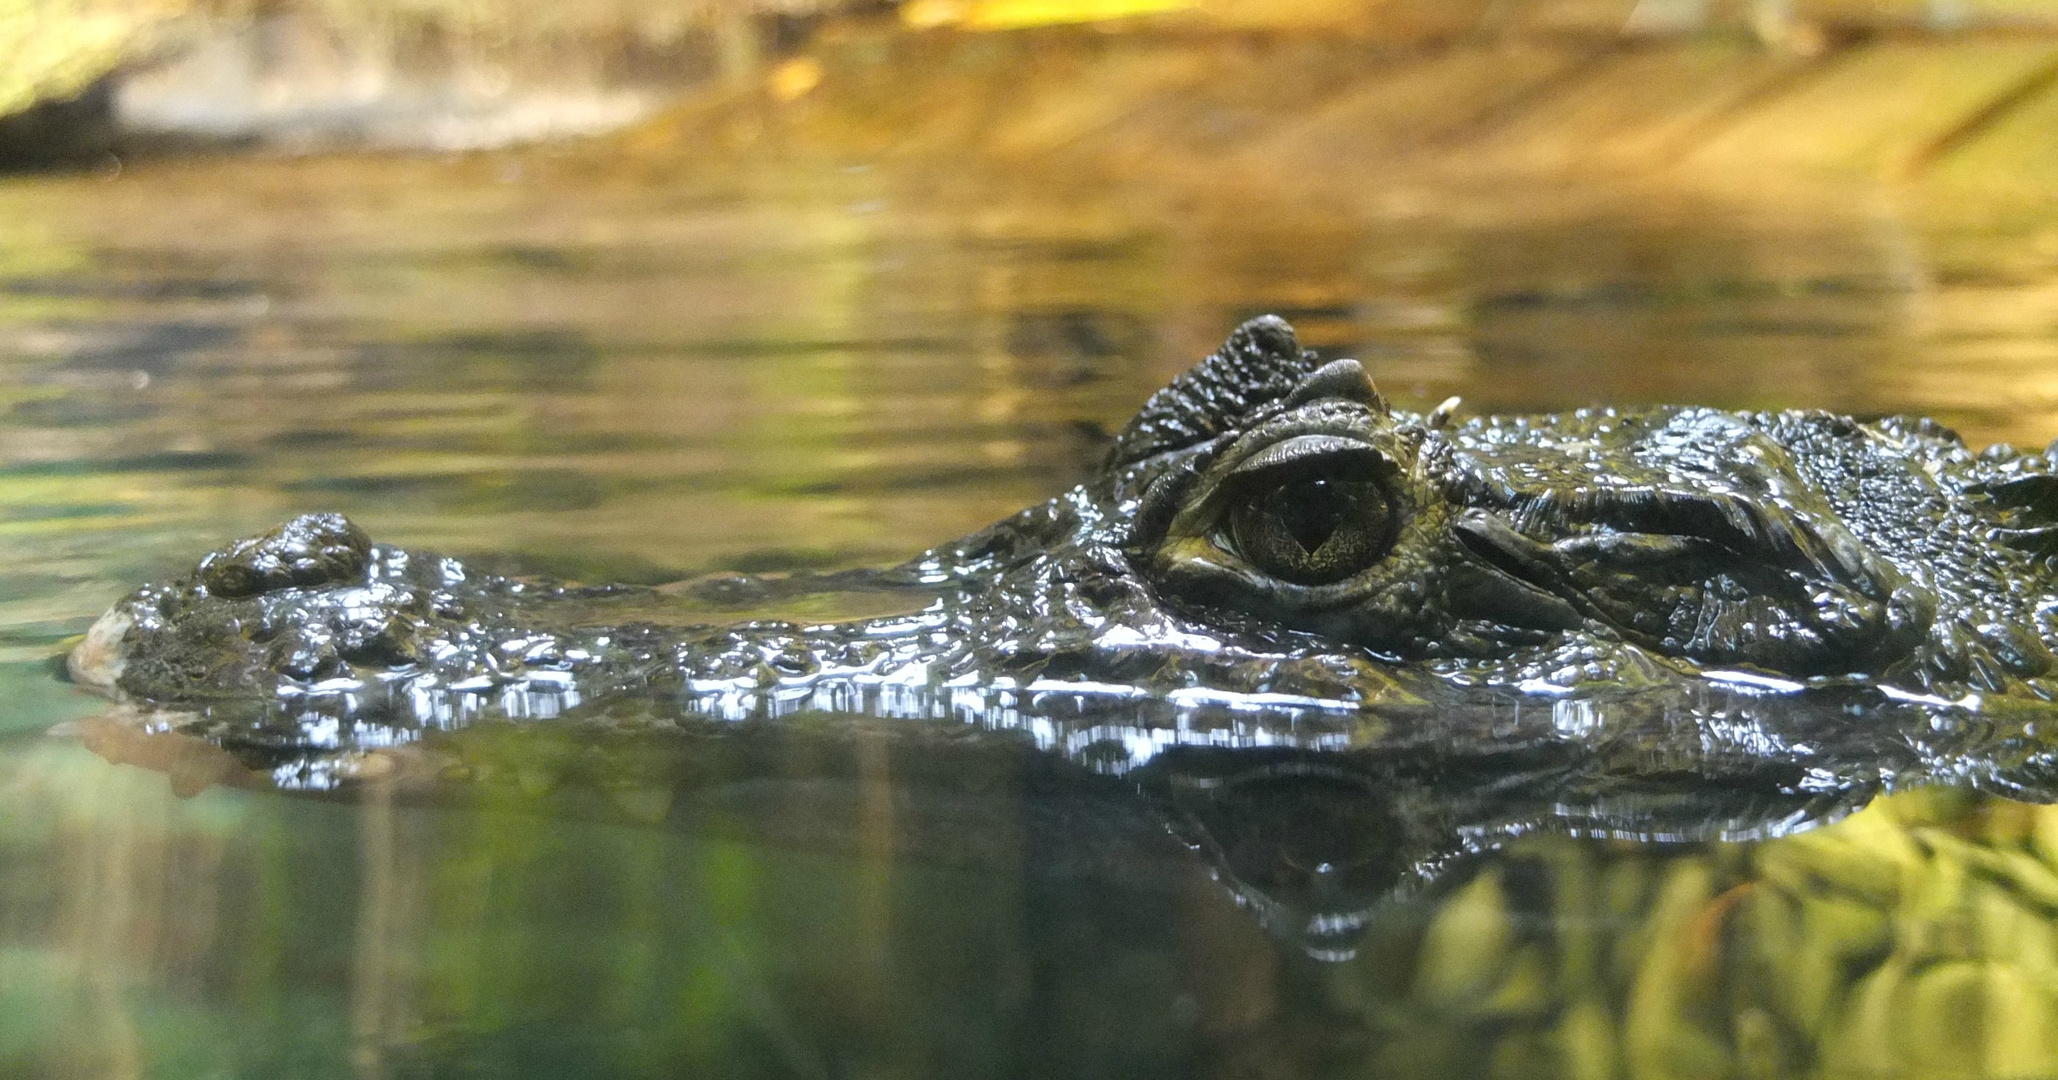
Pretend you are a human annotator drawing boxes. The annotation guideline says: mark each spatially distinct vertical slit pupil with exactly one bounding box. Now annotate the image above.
[1274,478,1350,554]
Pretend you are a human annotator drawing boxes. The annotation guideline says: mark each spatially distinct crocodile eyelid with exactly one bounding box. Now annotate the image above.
[1226,435,1387,480]
[1283,358,1388,414]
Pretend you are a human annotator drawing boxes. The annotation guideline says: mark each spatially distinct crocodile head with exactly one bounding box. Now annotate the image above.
[63,316,2058,793]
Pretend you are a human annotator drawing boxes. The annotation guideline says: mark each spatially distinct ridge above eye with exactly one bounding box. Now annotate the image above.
[1230,434,1385,479]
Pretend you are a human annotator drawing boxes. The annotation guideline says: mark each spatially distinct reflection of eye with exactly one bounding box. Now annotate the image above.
[1224,465,1394,586]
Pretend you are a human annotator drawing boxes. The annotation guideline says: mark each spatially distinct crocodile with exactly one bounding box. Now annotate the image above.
[58,315,2058,953]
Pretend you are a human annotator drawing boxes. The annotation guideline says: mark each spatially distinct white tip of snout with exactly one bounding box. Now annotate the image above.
[66,607,132,696]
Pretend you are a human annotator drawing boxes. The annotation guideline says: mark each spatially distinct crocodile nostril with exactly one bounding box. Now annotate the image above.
[197,513,372,599]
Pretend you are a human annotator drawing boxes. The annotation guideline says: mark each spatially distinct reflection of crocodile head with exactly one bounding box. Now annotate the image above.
[58,316,2058,952]
[1138,747,1871,961]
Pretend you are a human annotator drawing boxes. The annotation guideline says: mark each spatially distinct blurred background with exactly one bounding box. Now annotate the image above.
[8,0,2058,588]
[11,4,2058,1079]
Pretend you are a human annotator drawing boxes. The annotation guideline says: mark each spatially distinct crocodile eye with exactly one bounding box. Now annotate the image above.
[1224,464,1395,586]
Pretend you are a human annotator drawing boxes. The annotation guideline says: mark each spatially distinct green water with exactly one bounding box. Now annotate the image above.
[8,147,2058,1079]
